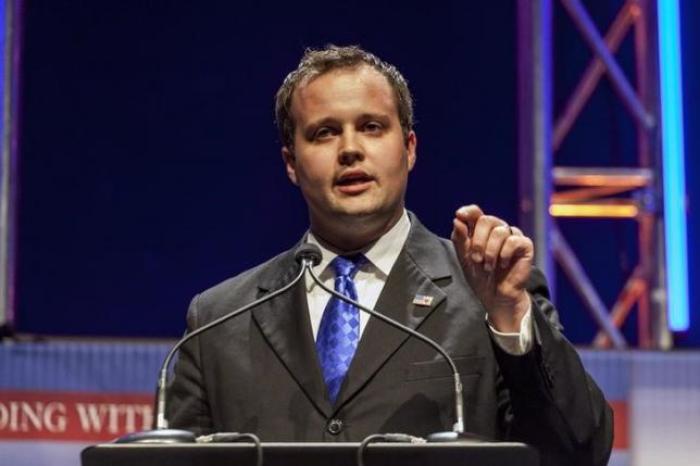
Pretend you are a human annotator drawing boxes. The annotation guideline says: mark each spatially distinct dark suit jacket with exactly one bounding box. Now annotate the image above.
[167,215,613,466]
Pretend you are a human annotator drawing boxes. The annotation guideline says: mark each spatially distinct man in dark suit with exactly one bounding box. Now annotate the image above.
[167,45,613,465]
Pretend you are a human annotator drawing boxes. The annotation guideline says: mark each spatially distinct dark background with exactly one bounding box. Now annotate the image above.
[15,1,699,346]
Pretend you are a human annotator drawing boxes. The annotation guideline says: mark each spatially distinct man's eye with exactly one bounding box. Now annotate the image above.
[364,122,383,133]
[313,127,335,140]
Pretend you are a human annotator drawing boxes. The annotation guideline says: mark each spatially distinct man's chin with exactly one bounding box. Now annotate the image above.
[311,196,403,226]
[332,204,383,219]
[310,203,404,250]
[332,204,405,229]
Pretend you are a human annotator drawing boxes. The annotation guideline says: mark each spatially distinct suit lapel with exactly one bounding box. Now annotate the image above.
[251,249,333,418]
[333,217,452,411]
[249,216,454,418]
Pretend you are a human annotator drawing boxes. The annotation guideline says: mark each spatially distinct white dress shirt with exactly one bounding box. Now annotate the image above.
[305,211,533,355]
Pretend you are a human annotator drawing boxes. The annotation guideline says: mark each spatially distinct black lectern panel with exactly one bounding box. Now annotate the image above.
[81,442,539,466]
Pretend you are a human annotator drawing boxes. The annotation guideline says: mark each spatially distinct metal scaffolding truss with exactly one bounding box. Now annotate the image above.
[517,0,672,349]
[0,0,23,334]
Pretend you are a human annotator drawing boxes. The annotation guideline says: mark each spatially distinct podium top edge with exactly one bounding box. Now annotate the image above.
[85,441,533,449]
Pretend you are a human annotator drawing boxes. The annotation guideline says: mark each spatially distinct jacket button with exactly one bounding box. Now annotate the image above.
[327,418,343,435]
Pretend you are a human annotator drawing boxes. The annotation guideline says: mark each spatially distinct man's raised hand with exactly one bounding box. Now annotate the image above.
[450,205,533,333]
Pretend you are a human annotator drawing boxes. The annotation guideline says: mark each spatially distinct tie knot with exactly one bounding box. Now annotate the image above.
[332,254,365,279]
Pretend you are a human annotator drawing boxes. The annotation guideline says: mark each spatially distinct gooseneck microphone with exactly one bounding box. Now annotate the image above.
[300,243,478,442]
[117,244,321,443]
[295,243,323,269]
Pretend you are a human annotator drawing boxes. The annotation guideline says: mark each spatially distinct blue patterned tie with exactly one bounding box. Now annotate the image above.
[316,254,365,404]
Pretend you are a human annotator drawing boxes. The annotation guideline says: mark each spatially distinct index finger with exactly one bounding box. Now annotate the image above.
[455,204,484,237]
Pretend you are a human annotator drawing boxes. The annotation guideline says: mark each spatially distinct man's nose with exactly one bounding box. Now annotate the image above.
[338,130,364,165]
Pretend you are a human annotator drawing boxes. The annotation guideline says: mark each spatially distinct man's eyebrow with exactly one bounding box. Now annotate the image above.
[357,112,391,122]
[304,117,338,129]
[302,113,392,135]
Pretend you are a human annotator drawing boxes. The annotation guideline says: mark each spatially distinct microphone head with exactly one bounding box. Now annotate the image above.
[295,243,322,266]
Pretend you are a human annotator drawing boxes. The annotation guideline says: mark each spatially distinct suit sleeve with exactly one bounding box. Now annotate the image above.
[491,268,614,466]
[165,294,214,436]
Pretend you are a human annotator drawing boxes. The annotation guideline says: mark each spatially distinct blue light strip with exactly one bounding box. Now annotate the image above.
[658,0,689,331]
[0,0,5,141]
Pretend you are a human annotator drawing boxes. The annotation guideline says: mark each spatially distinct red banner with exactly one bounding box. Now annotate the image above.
[0,390,154,442]
[1,390,629,449]
[610,400,628,449]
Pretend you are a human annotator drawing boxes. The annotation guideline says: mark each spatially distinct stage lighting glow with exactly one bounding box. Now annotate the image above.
[549,203,639,218]
[658,0,689,331]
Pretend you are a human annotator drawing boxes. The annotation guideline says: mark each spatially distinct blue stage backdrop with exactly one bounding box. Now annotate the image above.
[15,1,699,346]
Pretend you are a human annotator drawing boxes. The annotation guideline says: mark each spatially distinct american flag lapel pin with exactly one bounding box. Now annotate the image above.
[412,294,434,306]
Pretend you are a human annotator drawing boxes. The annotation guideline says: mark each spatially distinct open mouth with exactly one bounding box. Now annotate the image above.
[335,171,375,193]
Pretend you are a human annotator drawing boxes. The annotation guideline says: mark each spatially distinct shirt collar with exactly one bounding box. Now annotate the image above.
[306,210,411,278]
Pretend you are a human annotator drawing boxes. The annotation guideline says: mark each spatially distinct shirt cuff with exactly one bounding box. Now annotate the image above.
[487,304,533,355]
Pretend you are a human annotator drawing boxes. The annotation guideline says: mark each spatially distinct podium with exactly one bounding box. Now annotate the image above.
[81,441,539,466]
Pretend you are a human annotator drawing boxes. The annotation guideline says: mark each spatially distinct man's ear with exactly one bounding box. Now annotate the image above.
[406,131,417,171]
[281,146,299,185]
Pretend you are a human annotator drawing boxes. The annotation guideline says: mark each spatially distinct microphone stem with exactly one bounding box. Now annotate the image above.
[156,372,168,429]
[155,262,309,430]
[304,263,466,434]
[453,373,465,433]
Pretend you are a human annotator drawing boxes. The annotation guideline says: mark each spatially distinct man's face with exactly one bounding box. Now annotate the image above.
[282,65,417,237]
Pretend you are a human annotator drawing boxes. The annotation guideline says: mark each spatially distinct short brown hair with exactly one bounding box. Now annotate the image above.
[274,45,414,148]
